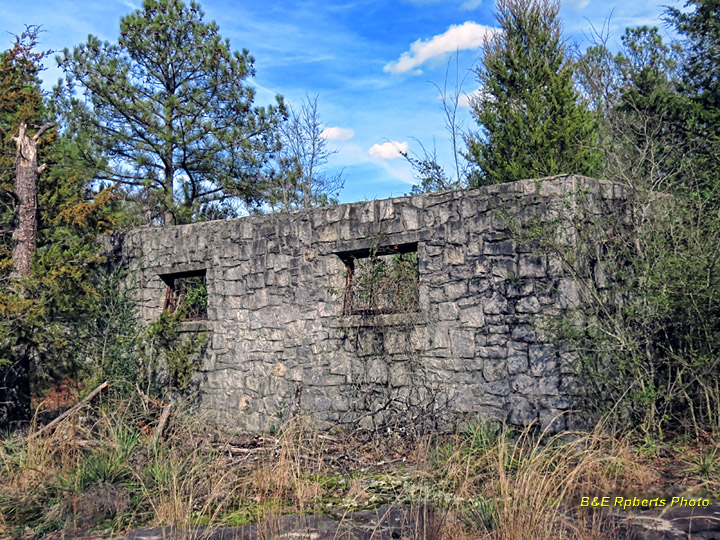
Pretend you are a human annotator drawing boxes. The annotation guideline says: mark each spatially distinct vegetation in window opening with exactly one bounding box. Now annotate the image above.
[345,234,419,315]
[168,275,208,320]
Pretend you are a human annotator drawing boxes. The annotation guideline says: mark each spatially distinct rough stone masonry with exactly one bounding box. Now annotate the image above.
[114,175,627,432]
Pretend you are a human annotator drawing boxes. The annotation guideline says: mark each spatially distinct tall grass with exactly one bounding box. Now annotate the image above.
[478,423,648,539]
[425,418,654,539]
[0,397,669,540]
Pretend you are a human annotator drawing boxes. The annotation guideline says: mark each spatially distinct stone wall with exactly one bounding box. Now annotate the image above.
[115,175,626,431]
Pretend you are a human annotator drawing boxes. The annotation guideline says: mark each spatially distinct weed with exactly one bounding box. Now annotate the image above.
[682,447,720,486]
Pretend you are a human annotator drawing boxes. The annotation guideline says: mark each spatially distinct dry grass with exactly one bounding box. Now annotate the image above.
[478,423,647,539]
[419,417,656,540]
[0,399,679,540]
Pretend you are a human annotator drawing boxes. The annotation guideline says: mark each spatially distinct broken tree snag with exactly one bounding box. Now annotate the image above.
[152,403,173,445]
[11,122,51,279]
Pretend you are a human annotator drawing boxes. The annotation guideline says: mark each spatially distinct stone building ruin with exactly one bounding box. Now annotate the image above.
[113,175,626,432]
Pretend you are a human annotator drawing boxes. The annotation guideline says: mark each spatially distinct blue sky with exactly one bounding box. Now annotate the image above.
[0,0,683,203]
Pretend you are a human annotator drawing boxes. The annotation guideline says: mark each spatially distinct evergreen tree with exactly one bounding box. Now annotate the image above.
[666,0,720,197]
[667,0,720,110]
[58,0,285,225]
[466,0,600,185]
[577,27,685,190]
[0,27,53,428]
[0,29,115,429]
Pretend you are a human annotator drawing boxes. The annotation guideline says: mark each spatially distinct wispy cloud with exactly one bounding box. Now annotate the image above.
[377,160,415,184]
[321,126,355,141]
[461,0,483,10]
[369,141,409,159]
[116,0,139,10]
[384,21,497,74]
[562,0,590,10]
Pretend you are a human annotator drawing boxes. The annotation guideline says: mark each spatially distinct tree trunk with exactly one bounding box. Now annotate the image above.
[10,123,45,278]
[0,350,31,430]
[163,155,174,226]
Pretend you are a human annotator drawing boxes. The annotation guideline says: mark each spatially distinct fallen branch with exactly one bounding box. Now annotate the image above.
[28,381,109,439]
[136,383,151,413]
[227,446,262,455]
[152,403,173,445]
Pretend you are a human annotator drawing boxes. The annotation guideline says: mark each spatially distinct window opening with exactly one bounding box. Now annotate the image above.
[161,270,208,320]
[340,243,419,315]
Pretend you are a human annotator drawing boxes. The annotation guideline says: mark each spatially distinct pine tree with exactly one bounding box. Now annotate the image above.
[58,0,285,225]
[466,0,600,185]
[667,0,720,110]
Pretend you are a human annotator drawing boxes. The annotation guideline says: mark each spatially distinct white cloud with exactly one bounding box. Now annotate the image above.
[461,0,483,10]
[368,141,409,160]
[458,87,483,109]
[384,21,497,74]
[321,126,355,141]
[328,142,414,185]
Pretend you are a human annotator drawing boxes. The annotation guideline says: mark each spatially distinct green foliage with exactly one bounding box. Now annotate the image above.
[182,281,207,320]
[576,26,689,194]
[666,0,720,108]
[145,309,207,392]
[170,275,207,320]
[58,421,139,493]
[74,270,142,396]
[665,0,720,198]
[57,0,285,225]
[512,188,720,437]
[0,28,119,428]
[681,447,720,484]
[567,10,720,436]
[466,0,601,185]
[0,160,117,388]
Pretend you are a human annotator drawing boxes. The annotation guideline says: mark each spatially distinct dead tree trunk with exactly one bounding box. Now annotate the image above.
[10,122,48,278]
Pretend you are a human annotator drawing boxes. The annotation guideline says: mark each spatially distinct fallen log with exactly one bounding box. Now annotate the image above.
[27,381,109,439]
